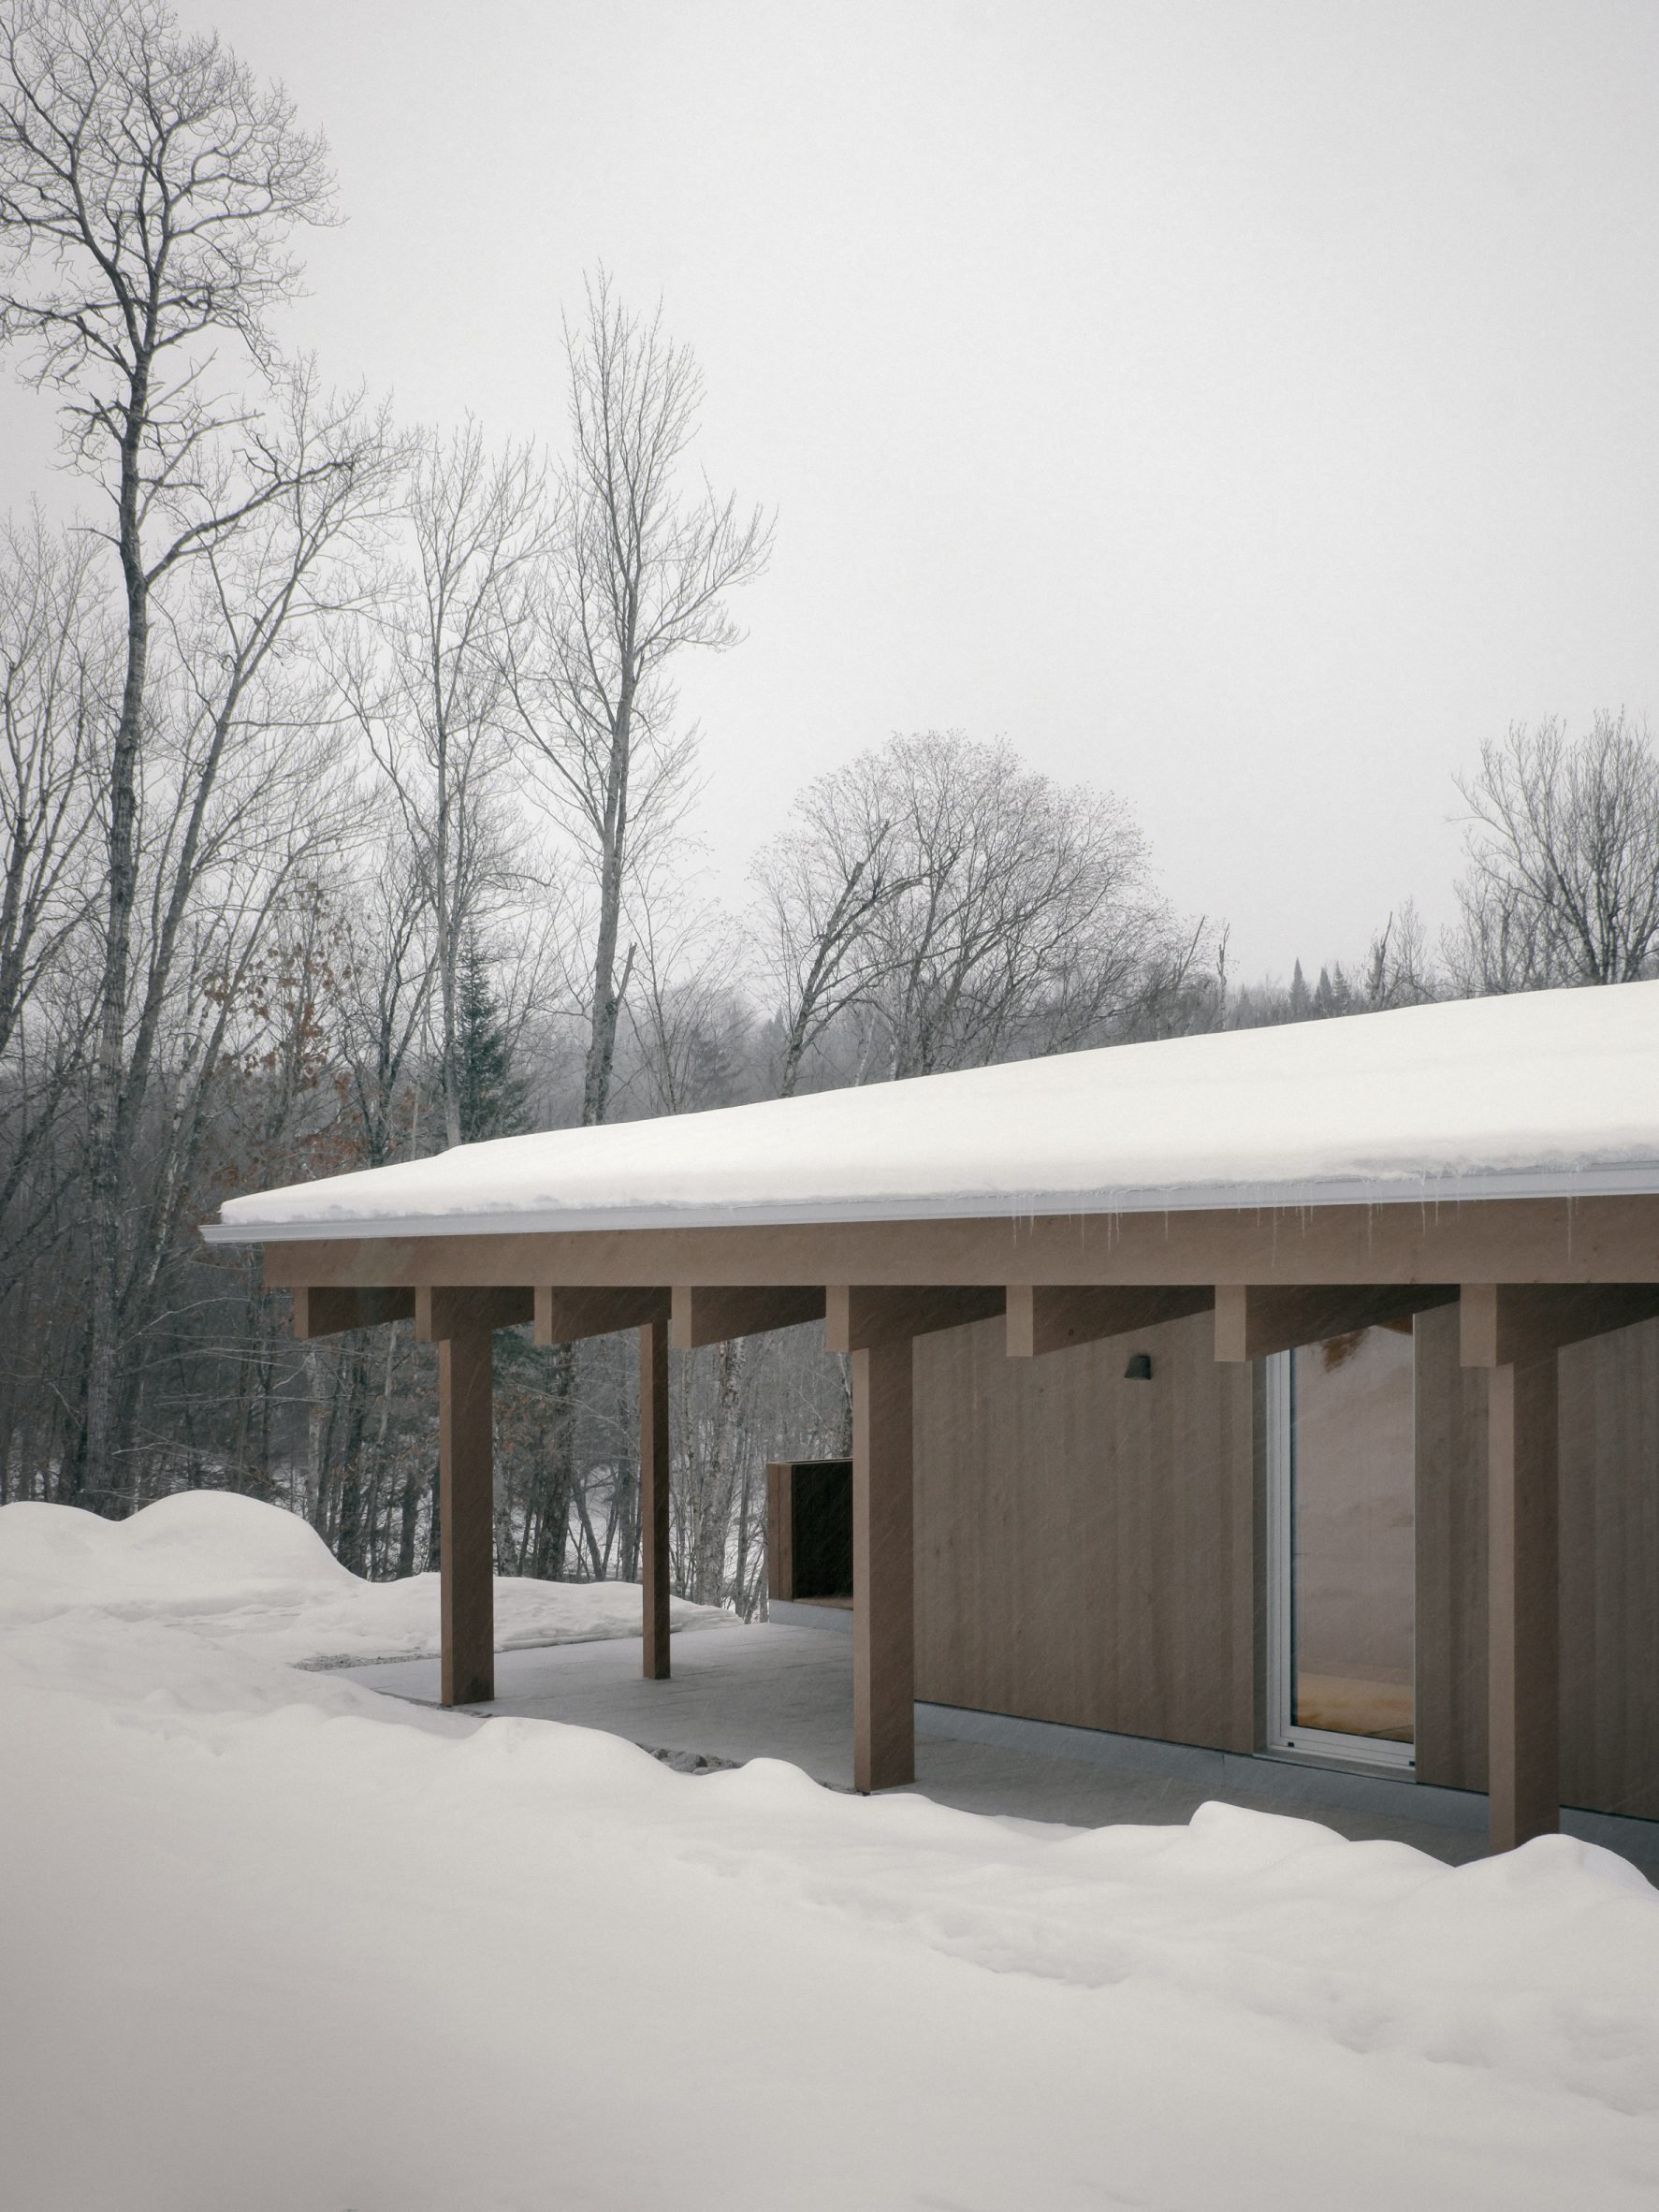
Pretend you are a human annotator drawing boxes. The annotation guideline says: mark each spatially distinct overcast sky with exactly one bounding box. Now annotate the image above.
[6,0,1657,981]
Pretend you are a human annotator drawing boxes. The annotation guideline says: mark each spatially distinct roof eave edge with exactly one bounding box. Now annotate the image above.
[197,1161,1659,1246]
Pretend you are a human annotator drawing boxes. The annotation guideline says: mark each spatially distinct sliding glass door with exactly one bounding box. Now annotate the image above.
[1267,1323,1417,1769]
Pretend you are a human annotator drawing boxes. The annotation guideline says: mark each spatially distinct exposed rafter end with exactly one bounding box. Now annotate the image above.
[415,1286,534,1342]
[535,1286,670,1346]
[1461,1283,1659,1368]
[826,1285,1004,1353]
[1214,1282,1458,1362]
[1006,1284,1213,1358]
[670,1286,826,1349]
[291,1286,415,1339]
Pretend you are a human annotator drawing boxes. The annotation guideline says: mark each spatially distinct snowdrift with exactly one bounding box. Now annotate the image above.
[5,1493,1659,2209]
[0,1489,730,1666]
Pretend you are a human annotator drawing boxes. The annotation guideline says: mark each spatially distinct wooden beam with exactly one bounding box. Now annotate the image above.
[415,1285,533,1342]
[439,1332,495,1707]
[853,1337,914,1792]
[291,1286,415,1338]
[826,1285,1004,1353]
[669,1285,825,1348]
[256,1191,1659,1294]
[1006,1283,1213,1357]
[1487,1355,1560,1851]
[535,1286,669,1346]
[1214,1283,1457,1361]
[1460,1283,1659,1368]
[640,1317,671,1681]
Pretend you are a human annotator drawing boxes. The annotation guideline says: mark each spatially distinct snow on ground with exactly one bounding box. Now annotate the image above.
[7,1496,1659,2211]
[0,1489,730,1666]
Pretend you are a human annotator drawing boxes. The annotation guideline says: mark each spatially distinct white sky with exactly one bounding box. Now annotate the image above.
[5,0,1657,982]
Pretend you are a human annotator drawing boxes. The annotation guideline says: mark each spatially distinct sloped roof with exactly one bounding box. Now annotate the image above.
[202,982,1659,1244]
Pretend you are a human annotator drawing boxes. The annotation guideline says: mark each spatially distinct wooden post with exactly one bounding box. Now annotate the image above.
[640,1317,671,1681]
[1487,1355,1560,1852]
[439,1332,495,1707]
[852,1337,915,1791]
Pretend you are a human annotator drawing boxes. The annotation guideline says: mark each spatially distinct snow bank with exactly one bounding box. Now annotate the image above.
[205,981,1659,1239]
[6,1501,1659,2208]
[0,1491,730,1666]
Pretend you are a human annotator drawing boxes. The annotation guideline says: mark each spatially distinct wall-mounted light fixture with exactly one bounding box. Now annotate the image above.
[1123,1351,1153,1382]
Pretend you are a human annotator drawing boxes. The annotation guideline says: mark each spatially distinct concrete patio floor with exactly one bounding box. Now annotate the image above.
[342,1620,1659,1876]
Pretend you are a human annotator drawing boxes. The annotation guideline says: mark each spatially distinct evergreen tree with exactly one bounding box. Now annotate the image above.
[454,938,529,1143]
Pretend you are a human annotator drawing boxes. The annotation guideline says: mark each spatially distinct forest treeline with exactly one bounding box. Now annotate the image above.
[4,0,1658,1613]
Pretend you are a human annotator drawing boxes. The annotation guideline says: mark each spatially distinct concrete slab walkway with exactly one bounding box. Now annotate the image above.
[351,1623,856,1783]
[342,1621,1659,1877]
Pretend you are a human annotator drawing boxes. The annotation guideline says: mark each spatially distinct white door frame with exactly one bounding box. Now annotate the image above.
[1264,1348,1417,1773]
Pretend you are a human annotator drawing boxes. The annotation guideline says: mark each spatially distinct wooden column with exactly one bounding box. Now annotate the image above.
[1487,1354,1560,1852]
[439,1332,495,1708]
[640,1317,671,1681]
[1459,1284,1659,1853]
[852,1337,915,1792]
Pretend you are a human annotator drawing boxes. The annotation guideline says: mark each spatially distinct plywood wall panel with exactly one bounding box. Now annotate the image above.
[1416,1305,1659,1818]
[1414,1302,1489,1793]
[1559,1320,1659,1821]
[912,1313,1258,1754]
[918,1302,1659,1817]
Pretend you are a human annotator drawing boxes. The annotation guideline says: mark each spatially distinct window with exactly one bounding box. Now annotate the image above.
[1266,1324,1416,1770]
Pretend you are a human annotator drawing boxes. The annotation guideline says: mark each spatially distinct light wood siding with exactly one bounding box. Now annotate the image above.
[1414,1302,1489,1791]
[1559,1320,1659,1819]
[1412,1304,1659,1819]
[912,1313,1259,1754]
[920,1301,1659,1821]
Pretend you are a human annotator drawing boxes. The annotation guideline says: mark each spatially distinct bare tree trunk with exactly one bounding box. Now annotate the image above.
[81,365,152,1511]
[731,1446,756,1621]
[303,1343,328,1532]
[334,1342,371,1572]
[529,1342,577,1578]
[691,1337,744,1605]
[570,1475,604,1581]
[0,1289,19,1508]
[397,1462,422,1579]
[427,1463,442,1573]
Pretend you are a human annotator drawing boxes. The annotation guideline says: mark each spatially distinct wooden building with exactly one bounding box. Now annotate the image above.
[203,983,1659,1855]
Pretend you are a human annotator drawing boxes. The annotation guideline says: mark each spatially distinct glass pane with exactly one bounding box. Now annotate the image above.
[1291,1324,1415,1743]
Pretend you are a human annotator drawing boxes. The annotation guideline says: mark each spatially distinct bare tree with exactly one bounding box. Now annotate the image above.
[1451,713,1659,990]
[757,733,1178,1086]
[750,765,911,1099]
[497,273,770,1583]
[1443,872,1556,998]
[509,269,771,1128]
[0,513,106,1274]
[0,512,108,1496]
[331,835,432,1171]
[0,0,382,1503]
[1361,901,1438,1011]
[877,735,1176,1074]
[0,508,108,1061]
[351,422,546,1146]
[619,884,752,1117]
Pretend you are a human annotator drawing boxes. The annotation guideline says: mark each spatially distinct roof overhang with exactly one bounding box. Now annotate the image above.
[244,1192,1659,1291]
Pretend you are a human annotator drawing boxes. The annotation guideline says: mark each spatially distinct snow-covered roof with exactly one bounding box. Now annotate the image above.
[202,982,1659,1243]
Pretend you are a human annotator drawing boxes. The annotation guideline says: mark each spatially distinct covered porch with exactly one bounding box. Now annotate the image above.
[202,986,1659,1862]
[252,1221,1659,1858]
